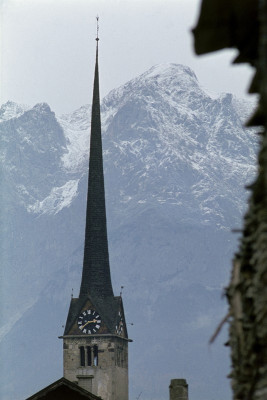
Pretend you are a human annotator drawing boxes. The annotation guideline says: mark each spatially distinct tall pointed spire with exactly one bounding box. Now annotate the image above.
[63,23,130,399]
[79,19,114,298]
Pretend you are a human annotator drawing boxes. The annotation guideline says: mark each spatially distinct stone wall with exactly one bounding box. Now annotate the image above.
[169,379,188,400]
[63,336,128,400]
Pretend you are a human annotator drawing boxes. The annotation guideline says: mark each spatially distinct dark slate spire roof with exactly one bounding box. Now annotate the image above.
[79,40,114,299]
[63,31,130,339]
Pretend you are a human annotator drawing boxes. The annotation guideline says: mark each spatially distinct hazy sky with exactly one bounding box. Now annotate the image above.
[1,0,255,115]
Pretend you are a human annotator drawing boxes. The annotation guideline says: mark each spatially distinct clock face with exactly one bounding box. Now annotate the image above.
[77,309,102,334]
[115,312,124,335]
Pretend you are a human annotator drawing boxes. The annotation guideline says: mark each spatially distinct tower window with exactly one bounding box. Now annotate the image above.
[80,346,85,366]
[87,346,92,366]
[93,345,98,366]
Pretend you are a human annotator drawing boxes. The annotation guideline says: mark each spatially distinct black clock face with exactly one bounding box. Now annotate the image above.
[77,309,102,334]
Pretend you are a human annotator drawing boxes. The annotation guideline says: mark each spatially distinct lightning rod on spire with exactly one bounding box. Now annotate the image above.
[96,16,99,42]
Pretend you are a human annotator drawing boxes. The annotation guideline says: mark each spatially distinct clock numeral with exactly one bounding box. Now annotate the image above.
[83,312,86,316]
[88,330,91,334]
[87,310,91,314]
[96,325,100,329]
[83,329,87,333]
[97,320,101,323]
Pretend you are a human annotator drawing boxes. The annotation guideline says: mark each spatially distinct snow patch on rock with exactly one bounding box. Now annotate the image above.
[28,179,79,215]
[58,105,90,173]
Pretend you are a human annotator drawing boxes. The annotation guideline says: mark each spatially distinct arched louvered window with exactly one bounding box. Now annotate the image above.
[87,346,92,366]
[80,346,85,366]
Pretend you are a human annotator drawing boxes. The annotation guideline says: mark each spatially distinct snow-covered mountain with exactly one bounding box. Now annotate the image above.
[0,64,258,400]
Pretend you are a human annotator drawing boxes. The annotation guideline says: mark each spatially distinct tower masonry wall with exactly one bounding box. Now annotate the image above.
[169,379,188,400]
[63,336,128,400]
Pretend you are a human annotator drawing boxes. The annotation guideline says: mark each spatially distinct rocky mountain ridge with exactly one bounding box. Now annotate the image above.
[0,63,258,400]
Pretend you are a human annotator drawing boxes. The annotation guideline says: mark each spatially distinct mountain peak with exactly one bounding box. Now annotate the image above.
[143,63,198,81]
[102,63,203,115]
[32,102,53,114]
[0,101,30,122]
[135,63,200,93]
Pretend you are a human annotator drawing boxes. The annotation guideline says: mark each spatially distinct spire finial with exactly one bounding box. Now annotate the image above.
[96,16,99,42]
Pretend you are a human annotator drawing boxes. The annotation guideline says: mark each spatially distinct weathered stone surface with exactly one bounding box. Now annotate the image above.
[169,379,188,400]
[63,336,129,400]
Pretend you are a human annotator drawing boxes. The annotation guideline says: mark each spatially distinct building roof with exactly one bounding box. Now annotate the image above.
[25,377,102,400]
[64,295,122,335]
[79,41,114,300]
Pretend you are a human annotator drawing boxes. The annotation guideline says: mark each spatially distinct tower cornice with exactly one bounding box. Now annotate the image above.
[59,334,133,342]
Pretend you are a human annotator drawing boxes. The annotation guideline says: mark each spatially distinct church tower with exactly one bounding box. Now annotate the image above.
[62,22,130,400]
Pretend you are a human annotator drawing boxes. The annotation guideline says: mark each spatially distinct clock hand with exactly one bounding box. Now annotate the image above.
[81,319,98,330]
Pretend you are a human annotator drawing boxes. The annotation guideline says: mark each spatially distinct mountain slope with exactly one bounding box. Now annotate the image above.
[0,64,258,400]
